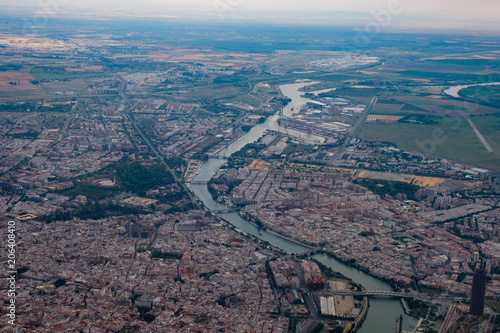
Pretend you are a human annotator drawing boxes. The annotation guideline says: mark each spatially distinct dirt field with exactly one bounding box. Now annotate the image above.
[82,66,104,71]
[248,159,272,169]
[400,175,446,187]
[65,66,104,72]
[367,115,404,121]
[409,78,431,83]
[42,101,74,107]
[0,72,35,86]
[356,170,446,187]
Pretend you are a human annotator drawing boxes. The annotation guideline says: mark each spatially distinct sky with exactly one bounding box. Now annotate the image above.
[1,0,499,30]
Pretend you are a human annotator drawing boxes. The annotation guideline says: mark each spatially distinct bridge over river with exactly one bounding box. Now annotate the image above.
[326,290,469,302]
[210,208,238,213]
[327,290,413,299]
[189,181,208,185]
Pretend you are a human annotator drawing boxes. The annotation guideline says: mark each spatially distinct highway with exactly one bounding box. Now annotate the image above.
[438,305,456,333]
[293,261,321,333]
[332,96,377,161]
[351,96,377,137]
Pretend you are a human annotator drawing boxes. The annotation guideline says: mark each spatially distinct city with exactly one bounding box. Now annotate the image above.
[0,2,499,332]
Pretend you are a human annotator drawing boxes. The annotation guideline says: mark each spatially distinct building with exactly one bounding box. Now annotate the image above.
[135,294,157,309]
[307,100,327,109]
[469,268,487,316]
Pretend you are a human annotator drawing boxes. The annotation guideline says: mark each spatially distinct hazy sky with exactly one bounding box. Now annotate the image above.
[1,0,500,29]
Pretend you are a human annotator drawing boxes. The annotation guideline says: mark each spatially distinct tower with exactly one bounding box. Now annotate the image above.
[395,314,403,333]
[469,268,487,316]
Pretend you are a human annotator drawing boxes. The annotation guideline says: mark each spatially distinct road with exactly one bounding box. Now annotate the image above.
[438,305,456,333]
[118,79,200,206]
[332,96,377,161]
[293,261,321,332]
[351,96,377,137]
[53,100,79,147]
[467,118,494,152]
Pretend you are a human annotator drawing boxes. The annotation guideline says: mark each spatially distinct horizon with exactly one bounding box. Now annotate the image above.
[0,1,499,33]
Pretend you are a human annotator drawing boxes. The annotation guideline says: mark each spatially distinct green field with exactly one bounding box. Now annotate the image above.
[281,143,316,155]
[182,82,248,100]
[293,73,358,82]
[227,93,265,107]
[360,115,500,172]
[60,184,119,200]
[428,59,500,67]
[319,88,381,98]
[371,105,421,116]
[401,71,500,82]
[440,105,468,111]
[31,72,106,80]
[459,85,500,107]
[470,115,500,155]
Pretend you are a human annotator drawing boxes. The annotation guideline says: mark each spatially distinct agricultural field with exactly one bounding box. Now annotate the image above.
[349,53,500,172]
[0,71,35,85]
[145,50,269,69]
[376,57,500,85]
[30,71,106,81]
[360,114,500,172]
[459,84,500,106]
[371,96,500,117]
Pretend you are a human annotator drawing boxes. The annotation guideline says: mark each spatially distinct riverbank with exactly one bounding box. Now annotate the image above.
[189,81,421,333]
[443,82,500,98]
[251,221,314,252]
[238,208,411,290]
[322,250,405,291]
[355,298,370,332]
[212,213,292,256]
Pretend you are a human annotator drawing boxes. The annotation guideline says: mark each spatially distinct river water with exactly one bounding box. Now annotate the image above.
[190,82,419,332]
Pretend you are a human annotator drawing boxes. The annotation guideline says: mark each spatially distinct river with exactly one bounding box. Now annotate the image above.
[190,81,419,332]
[443,81,500,98]
[312,253,418,333]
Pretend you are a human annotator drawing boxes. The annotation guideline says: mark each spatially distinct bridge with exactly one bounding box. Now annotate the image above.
[326,291,469,302]
[189,181,208,185]
[292,247,324,258]
[327,290,414,299]
[211,208,238,213]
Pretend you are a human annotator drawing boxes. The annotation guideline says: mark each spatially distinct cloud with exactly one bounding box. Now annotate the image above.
[403,0,500,18]
[1,0,499,22]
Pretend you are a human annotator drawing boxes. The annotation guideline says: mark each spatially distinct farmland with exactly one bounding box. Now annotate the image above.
[360,114,500,172]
